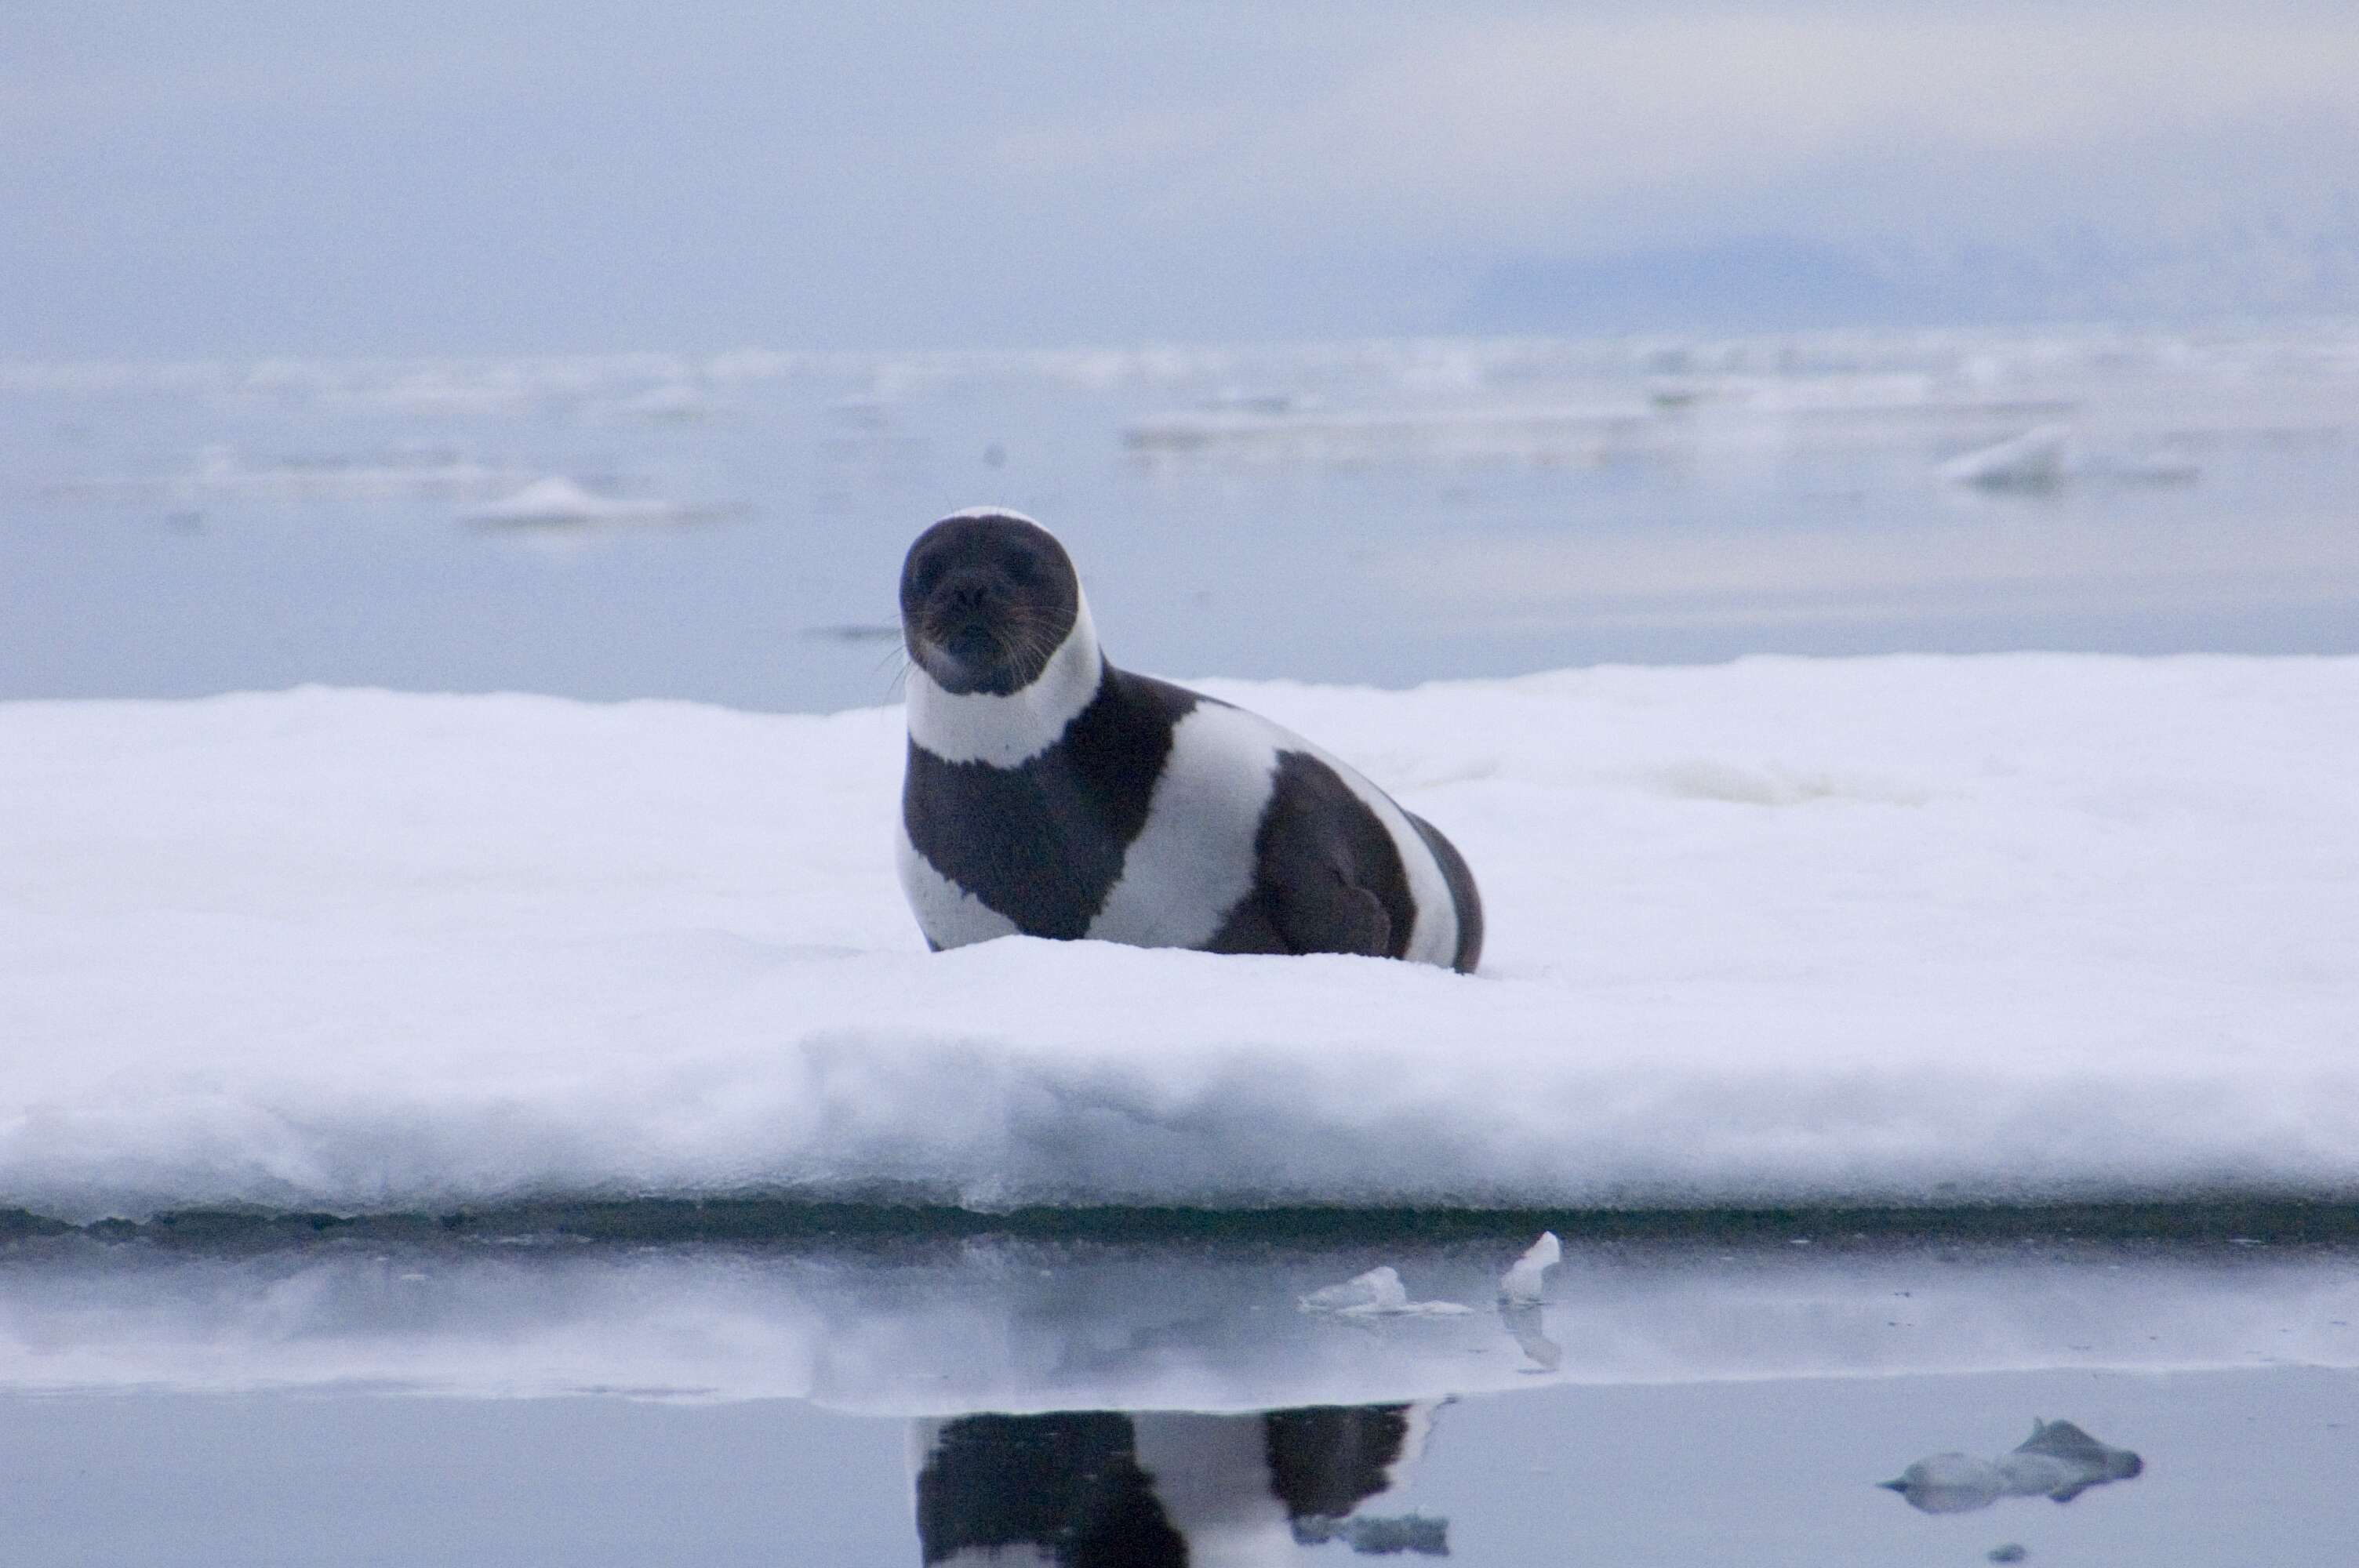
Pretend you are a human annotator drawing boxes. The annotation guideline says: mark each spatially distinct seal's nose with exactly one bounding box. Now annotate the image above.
[934,568,1000,617]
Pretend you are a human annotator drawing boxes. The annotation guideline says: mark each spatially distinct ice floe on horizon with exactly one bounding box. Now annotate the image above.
[1937,423,2212,492]
[44,445,538,506]
[9,319,2358,416]
[1939,424,2076,489]
[460,475,734,530]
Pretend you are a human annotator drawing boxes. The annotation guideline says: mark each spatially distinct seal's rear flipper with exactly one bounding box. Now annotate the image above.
[1252,753,1403,960]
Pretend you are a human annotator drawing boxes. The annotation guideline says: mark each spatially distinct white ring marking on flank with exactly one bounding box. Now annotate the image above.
[1087,703,1279,949]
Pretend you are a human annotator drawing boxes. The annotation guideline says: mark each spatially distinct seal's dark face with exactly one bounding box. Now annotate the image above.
[900,513,1081,695]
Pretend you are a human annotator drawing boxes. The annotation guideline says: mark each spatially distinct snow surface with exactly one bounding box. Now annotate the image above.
[2,656,2355,1223]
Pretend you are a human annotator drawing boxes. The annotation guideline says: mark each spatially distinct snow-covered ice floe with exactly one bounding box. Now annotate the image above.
[1,655,2354,1224]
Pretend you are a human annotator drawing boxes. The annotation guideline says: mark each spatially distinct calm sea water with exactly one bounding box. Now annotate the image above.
[2,1226,2354,1564]
[5,325,2356,712]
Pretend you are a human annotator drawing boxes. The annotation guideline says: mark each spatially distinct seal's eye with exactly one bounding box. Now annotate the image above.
[1001,548,1035,585]
[911,558,943,597]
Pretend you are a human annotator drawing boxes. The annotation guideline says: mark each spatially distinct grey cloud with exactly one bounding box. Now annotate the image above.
[2,2,2354,356]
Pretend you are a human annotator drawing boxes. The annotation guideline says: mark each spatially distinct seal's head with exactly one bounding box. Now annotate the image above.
[900,510,1083,696]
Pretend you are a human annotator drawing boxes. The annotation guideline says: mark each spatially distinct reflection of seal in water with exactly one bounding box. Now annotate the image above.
[1880,1418,2144,1514]
[896,509,1483,971]
[912,1405,1445,1564]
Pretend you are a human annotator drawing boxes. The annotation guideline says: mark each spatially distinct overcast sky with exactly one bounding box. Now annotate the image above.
[5,2,2355,357]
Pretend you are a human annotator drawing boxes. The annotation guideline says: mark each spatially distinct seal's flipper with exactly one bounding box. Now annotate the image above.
[1203,873,1389,959]
[1272,871,1392,959]
[1249,752,1406,959]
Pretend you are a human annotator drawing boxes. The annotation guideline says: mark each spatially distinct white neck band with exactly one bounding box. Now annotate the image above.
[905,593,1104,768]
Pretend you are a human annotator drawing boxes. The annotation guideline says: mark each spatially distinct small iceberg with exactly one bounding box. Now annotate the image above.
[460,477,728,531]
[1937,424,2074,490]
[1498,1231,1561,1304]
[1299,1266,1474,1319]
[1497,1232,1566,1367]
[1881,1418,2143,1514]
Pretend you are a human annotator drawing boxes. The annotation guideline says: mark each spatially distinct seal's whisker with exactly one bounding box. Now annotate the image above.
[1009,615,1056,672]
[875,638,914,696]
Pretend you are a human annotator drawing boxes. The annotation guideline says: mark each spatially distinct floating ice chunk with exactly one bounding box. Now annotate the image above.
[460,477,724,530]
[1937,424,2074,489]
[1303,1266,1408,1312]
[1299,1266,1473,1318]
[1122,403,1647,466]
[1498,1231,1561,1304]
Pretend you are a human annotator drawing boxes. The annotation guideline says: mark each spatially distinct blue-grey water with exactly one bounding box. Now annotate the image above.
[6,325,2357,711]
[13,1370,2355,1566]
[1,1227,2354,1564]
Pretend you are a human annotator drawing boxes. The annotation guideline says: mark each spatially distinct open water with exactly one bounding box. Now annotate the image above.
[5,325,2357,711]
[2,1218,2355,1564]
